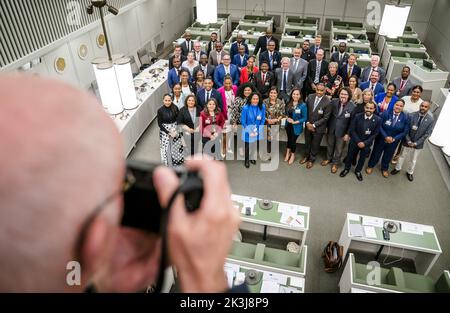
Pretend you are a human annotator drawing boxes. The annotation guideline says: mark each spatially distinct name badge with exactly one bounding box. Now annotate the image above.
[344,112,351,118]
[273,61,278,65]
[318,109,324,115]
[295,109,301,114]
[206,119,211,124]
[257,115,262,120]
[265,82,270,86]
[412,125,418,131]
[253,127,258,133]
[385,120,392,126]
[365,129,371,135]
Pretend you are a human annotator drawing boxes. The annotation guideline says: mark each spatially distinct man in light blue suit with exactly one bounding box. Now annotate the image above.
[360,70,385,97]
[213,54,240,88]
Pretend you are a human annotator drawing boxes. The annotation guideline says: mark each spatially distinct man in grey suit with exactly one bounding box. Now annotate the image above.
[276,57,296,104]
[392,66,415,98]
[300,83,332,169]
[391,101,435,181]
[208,41,228,67]
[360,55,386,84]
[324,87,356,173]
[290,48,308,89]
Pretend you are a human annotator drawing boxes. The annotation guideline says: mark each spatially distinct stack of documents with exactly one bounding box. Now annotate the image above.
[278,203,304,227]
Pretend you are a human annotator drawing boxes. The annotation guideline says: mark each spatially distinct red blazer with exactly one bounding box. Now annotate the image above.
[240,66,259,85]
[217,85,238,120]
[200,111,226,139]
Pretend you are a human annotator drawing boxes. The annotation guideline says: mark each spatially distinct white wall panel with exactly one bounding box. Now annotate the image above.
[68,32,96,89]
[43,44,80,87]
[304,0,326,15]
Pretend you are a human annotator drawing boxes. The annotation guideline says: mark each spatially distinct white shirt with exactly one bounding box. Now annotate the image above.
[402,96,424,113]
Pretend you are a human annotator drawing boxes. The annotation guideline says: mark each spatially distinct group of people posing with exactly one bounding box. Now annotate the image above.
[157,31,434,181]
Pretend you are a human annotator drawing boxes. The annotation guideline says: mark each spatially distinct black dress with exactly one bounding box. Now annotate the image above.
[157,104,184,166]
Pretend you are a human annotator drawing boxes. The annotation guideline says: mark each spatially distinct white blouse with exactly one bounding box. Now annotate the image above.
[402,96,423,113]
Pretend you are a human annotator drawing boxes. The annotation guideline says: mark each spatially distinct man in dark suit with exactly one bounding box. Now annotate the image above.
[310,35,322,55]
[360,55,386,83]
[360,70,384,96]
[180,32,194,56]
[168,57,189,89]
[259,40,282,72]
[300,83,332,169]
[306,49,328,95]
[339,54,361,86]
[275,58,296,104]
[232,45,249,68]
[192,41,207,62]
[253,29,279,56]
[196,77,223,110]
[229,34,249,61]
[392,66,415,98]
[324,87,357,173]
[193,54,215,80]
[340,102,382,181]
[330,42,349,67]
[206,32,218,56]
[301,40,316,62]
[253,61,275,99]
[391,101,434,181]
[169,45,187,69]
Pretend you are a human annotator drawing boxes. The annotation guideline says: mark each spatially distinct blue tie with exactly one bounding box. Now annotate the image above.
[282,70,287,91]
[393,114,399,126]
[269,53,273,70]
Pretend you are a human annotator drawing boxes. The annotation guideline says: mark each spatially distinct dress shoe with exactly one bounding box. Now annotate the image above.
[391,169,400,175]
[299,157,308,164]
[339,169,349,177]
[331,164,338,173]
[250,160,256,165]
[382,170,389,178]
[244,160,250,168]
[321,159,331,166]
[365,167,373,175]
[407,173,414,182]
[355,172,363,181]
[306,161,314,169]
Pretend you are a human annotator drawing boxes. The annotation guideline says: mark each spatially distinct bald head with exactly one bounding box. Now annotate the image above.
[0,74,124,291]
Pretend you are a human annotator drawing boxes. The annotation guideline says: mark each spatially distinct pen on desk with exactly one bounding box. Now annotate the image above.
[296,219,302,225]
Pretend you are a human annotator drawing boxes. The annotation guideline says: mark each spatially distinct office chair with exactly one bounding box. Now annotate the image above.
[137,48,151,70]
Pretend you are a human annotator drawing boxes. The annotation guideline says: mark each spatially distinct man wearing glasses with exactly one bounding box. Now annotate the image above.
[0,74,240,293]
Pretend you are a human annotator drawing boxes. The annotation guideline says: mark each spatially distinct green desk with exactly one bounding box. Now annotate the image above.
[285,16,319,28]
[339,213,442,275]
[192,18,227,42]
[386,51,430,82]
[283,23,318,37]
[238,20,273,33]
[224,261,305,293]
[331,39,372,55]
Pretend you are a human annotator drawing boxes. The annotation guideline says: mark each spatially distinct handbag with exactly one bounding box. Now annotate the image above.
[322,241,343,273]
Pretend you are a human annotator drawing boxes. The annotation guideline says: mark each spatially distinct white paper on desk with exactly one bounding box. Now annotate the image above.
[289,277,304,288]
[225,269,234,288]
[349,224,365,237]
[278,203,297,214]
[401,222,424,235]
[280,212,304,228]
[362,216,384,228]
[224,263,240,275]
[279,285,301,293]
[262,272,287,285]
[363,226,377,239]
[260,280,279,293]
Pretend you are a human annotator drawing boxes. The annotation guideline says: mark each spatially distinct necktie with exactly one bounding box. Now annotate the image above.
[338,104,344,116]
[400,80,406,91]
[282,70,287,91]
[206,91,210,102]
[262,72,266,83]
[187,41,191,52]
[240,55,244,66]
[371,83,375,92]
[314,61,321,84]
[348,66,352,79]
[417,115,424,127]
[269,53,273,69]
[392,114,399,126]
[294,59,298,71]
[313,97,320,111]
[339,54,343,62]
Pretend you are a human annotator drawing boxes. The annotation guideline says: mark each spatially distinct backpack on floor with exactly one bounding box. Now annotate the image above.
[322,241,343,273]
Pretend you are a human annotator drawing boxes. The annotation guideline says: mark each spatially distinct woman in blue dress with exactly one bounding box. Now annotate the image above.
[284,88,308,165]
[241,92,266,168]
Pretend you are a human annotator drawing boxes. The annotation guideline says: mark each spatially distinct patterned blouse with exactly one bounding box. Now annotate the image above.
[230,97,247,125]
[263,98,285,123]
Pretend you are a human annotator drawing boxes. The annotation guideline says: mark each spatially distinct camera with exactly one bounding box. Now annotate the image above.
[121,160,203,233]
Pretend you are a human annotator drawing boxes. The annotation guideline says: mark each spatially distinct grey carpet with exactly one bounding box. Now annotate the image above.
[129,121,450,293]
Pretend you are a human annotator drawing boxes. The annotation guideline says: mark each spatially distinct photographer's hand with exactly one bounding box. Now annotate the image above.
[154,158,240,293]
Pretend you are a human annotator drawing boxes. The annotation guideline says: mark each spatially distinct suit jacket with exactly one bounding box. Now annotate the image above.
[379,110,410,142]
[180,40,194,56]
[310,44,322,55]
[275,68,296,95]
[259,50,282,71]
[305,94,332,134]
[214,64,240,88]
[254,36,279,56]
[290,57,308,89]
[374,93,398,114]
[208,50,228,67]
[196,88,223,110]
[307,59,329,88]
[177,105,202,129]
[193,64,215,79]
[217,85,238,119]
[207,40,217,56]
[328,99,357,137]
[230,42,249,60]
[241,104,266,143]
[360,81,385,97]
[403,111,435,149]
[167,66,189,89]
[349,113,382,147]
[301,50,316,62]
[330,52,350,67]
[360,66,386,84]
[254,71,275,98]
[192,50,207,62]
[392,77,415,98]
[232,54,249,68]
[339,63,362,85]
[169,54,187,69]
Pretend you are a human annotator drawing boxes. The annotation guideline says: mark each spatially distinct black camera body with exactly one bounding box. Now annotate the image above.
[121,160,203,233]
